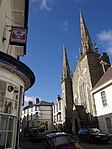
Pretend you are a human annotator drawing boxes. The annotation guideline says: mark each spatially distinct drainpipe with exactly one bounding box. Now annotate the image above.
[15,86,23,149]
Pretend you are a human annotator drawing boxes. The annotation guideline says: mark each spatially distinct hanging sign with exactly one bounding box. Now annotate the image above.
[9,27,27,46]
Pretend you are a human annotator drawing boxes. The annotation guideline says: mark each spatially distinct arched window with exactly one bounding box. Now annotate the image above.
[74,93,78,105]
[78,77,86,108]
[86,84,92,113]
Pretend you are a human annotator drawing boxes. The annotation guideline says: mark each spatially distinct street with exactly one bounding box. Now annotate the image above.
[20,134,112,149]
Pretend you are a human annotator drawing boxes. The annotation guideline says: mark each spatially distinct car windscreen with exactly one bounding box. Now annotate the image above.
[52,136,69,147]
[89,128,100,133]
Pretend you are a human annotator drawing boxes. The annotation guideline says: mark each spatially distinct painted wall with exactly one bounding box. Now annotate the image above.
[94,85,112,116]
[94,84,112,133]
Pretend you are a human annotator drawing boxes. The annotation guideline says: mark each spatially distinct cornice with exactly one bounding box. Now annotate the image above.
[0,51,35,90]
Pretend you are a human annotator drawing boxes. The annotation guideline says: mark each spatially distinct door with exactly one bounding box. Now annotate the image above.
[106,117,112,134]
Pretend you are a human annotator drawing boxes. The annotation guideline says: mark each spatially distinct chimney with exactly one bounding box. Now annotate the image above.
[29,101,33,106]
[57,95,61,101]
[36,98,40,104]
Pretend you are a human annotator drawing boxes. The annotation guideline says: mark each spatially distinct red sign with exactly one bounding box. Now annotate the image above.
[9,27,27,46]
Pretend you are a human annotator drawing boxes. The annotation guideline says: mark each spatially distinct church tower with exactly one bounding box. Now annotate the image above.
[72,11,111,128]
[80,10,93,55]
[61,45,73,133]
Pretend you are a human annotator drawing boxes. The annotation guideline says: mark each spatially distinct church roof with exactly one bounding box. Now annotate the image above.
[92,66,112,91]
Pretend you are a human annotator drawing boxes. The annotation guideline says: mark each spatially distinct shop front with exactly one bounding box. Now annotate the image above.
[0,51,35,149]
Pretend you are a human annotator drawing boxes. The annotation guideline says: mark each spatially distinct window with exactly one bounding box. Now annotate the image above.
[54,106,55,113]
[56,104,58,112]
[58,101,61,110]
[31,107,33,112]
[101,91,107,107]
[0,0,2,7]
[0,81,6,112]
[24,109,26,114]
[58,112,61,121]
[79,81,86,107]
[0,114,15,148]
[35,106,39,111]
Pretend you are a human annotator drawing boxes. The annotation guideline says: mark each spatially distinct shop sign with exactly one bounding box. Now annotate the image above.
[9,27,27,46]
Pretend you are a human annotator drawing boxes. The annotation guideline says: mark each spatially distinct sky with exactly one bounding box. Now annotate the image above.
[21,0,112,106]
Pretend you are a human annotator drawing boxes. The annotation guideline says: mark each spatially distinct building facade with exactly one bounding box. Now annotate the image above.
[61,11,111,134]
[0,0,35,149]
[53,95,63,131]
[22,98,53,133]
[92,66,112,134]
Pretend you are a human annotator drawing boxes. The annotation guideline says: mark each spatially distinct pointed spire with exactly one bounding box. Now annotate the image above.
[80,10,93,54]
[62,45,71,81]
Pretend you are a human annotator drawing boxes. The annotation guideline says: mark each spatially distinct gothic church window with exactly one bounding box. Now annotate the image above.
[86,84,92,113]
[101,91,107,107]
[83,67,87,74]
[78,77,86,107]
[74,93,78,105]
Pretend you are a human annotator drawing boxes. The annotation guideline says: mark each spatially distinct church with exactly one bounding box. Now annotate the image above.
[61,11,111,134]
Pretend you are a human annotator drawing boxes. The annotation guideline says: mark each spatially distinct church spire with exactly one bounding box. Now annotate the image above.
[80,10,93,55]
[62,45,71,81]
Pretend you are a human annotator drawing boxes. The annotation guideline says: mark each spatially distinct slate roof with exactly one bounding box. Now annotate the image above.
[92,66,112,90]
[23,100,53,110]
[39,101,54,106]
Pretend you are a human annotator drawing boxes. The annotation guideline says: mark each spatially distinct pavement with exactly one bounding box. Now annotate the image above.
[108,134,112,144]
[19,133,44,149]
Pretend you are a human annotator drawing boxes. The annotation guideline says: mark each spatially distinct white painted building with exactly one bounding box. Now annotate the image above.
[92,66,112,134]
[0,0,35,149]
[22,98,53,133]
[53,95,64,130]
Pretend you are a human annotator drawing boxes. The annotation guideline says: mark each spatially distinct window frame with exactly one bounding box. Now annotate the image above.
[101,91,107,107]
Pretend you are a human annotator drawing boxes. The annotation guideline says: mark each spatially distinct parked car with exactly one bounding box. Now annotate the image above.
[29,127,46,142]
[44,132,83,149]
[78,127,110,144]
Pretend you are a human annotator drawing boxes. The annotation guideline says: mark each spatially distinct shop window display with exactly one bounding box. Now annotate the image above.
[0,80,20,148]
